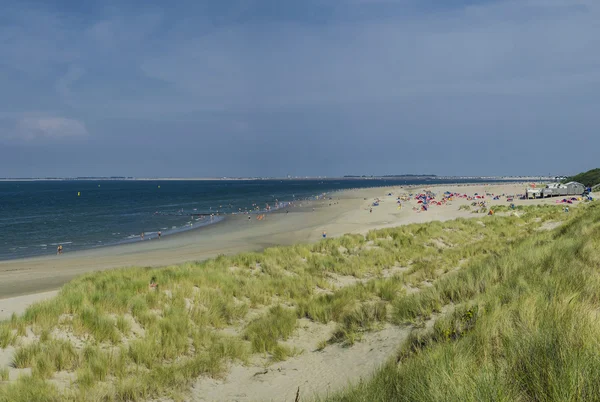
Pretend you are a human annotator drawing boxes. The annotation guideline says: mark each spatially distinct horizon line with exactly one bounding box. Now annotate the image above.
[0,175,562,181]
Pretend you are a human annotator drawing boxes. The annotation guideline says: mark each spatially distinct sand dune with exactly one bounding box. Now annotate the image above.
[0,182,579,401]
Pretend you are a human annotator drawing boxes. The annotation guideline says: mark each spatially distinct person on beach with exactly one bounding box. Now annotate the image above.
[56,244,63,255]
[322,231,327,239]
[141,232,144,240]
[158,231,162,239]
[149,276,158,290]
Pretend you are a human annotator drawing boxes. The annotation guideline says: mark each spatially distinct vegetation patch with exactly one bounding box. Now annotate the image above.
[563,167,600,187]
[322,203,600,402]
[0,204,574,401]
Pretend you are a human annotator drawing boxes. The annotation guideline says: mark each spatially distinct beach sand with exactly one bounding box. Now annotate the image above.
[0,182,575,401]
[0,182,560,306]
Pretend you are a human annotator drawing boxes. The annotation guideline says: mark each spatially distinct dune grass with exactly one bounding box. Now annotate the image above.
[244,305,297,360]
[0,203,575,401]
[322,202,600,402]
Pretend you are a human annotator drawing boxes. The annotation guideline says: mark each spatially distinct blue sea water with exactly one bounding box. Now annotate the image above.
[0,178,508,261]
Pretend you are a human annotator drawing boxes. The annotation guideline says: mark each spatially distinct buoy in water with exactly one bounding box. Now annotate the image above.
[77,192,81,196]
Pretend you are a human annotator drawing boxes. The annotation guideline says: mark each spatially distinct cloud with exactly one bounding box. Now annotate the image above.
[0,0,599,176]
[12,117,88,141]
[135,0,600,111]
[4,0,599,115]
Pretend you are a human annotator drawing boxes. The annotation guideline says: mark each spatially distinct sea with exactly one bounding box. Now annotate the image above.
[0,178,514,261]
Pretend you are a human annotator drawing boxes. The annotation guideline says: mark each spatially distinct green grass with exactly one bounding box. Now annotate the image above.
[0,375,62,402]
[73,306,121,343]
[244,305,297,356]
[329,301,387,345]
[0,202,578,401]
[0,325,14,349]
[115,315,131,335]
[13,339,79,378]
[322,202,600,402]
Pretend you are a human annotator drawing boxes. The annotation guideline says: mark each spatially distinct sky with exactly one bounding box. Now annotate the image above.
[0,0,598,178]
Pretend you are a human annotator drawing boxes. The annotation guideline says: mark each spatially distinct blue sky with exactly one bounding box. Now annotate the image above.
[0,0,598,178]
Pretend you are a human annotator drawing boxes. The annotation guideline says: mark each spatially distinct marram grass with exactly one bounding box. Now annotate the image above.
[0,203,579,401]
[322,203,600,402]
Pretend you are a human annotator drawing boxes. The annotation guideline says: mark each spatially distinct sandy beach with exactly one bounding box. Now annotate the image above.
[0,182,535,299]
[0,182,563,312]
[1,181,577,401]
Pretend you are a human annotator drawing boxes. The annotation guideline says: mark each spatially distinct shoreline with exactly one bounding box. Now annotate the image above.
[1,179,534,263]
[0,181,526,265]
[0,192,324,264]
[0,182,543,303]
[0,176,551,182]
[1,179,373,262]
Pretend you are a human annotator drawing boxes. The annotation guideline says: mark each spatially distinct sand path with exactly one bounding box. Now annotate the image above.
[192,323,408,402]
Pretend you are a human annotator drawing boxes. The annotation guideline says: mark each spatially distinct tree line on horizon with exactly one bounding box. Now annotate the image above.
[563,168,600,187]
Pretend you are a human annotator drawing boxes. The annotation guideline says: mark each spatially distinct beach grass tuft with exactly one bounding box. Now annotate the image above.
[244,305,297,355]
[0,368,8,382]
[0,325,14,349]
[0,375,62,402]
